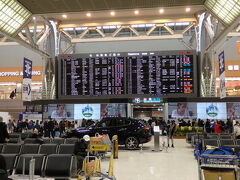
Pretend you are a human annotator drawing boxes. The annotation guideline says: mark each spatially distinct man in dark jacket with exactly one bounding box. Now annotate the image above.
[48,118,55,138]
[0,117,9,143]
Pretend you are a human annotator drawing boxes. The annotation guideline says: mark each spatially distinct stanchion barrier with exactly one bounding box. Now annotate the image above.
[108,154,114,177]
[112,135,118,159]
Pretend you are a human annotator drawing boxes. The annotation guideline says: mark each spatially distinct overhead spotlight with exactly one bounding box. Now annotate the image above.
[32,16,36,20]
[86,13,91,17]
[159,9,164,13]
[62,14,67,18]
[110,11,115,16]
[185,8,191,12]
[134,10,139,15]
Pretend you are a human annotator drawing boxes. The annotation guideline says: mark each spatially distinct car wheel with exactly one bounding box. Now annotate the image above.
[125,136,139,150]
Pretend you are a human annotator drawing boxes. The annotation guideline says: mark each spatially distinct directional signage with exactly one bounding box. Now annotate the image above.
[218,51,226,99]
[22,58,32,101]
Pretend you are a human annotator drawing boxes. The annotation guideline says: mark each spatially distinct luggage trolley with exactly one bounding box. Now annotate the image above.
[77,134,116,180]
[198,154,240,180]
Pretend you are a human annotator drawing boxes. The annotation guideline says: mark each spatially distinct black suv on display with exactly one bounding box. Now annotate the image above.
[66,117,152,149]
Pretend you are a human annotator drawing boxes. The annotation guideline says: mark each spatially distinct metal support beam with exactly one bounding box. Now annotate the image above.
[37,27,50,45]
[227,32,240,37]
[205,16,240,53]
[95,28,106,37]
[10,36,50,57]
[61,30,73,40]
[18,32,27,41]
[178,39,193,50]
[79,29,89,39]
[72,34,183,43]
[163,25,174,35]
[204,21,214,41]
[112,27,123,37]
[24,26,35,46]
[128,26,140,36]
[182,22,195,34]
[146,25,157,36]
[0,36,7,42]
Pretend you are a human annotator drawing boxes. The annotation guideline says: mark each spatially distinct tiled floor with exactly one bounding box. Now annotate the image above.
[114,138,198,180]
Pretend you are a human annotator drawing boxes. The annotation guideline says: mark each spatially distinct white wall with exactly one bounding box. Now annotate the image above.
[215,37,240,61]
[0,43,44,67]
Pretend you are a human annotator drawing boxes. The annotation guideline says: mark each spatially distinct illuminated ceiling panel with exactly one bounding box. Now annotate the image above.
[205,0,240,25]
[0,0,31,36]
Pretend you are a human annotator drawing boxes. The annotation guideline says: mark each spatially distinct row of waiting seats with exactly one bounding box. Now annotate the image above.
[2,154,77,178]
[186,133,234,145]
[202,139,240,149]
[0,143,78,178]
[23,137,79,145]
[7,136,79,145]
[0,143,76,155]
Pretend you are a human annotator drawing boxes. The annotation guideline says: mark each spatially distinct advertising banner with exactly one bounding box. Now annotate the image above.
[22,58,32,101]
[218,51,226,99]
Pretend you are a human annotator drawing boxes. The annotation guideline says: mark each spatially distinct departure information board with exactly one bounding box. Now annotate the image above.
[61,56,125,96]
[58,51,197,98]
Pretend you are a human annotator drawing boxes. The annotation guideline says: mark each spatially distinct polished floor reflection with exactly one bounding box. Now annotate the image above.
[114,139,198,180]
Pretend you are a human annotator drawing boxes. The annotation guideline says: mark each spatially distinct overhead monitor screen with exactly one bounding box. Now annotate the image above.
[58,51,197,98]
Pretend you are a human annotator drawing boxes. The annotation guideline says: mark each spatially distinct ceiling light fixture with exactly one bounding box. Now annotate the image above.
[159,9,164,13]
[86,13,91,17]
[110,11,115,16]
[62,14,67,18]
[0,0,32,36]
[186,8,191,12]
[32,16,36,20]
[134,10,139,15]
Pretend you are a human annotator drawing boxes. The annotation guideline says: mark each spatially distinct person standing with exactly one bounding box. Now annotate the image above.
[48,118,55,138]
[0,117,9,143]
[43,120,49,137]
[59,120,65,137]
[205,119,211,133]
[7,120,14,133]
[234,122,240,139]
[214,121,223,134]
[167,121,177,148]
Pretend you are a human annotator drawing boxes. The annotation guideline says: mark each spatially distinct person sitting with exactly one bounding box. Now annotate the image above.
[74,135,90,169]
[0,155,12,180]
[0,117,9,143]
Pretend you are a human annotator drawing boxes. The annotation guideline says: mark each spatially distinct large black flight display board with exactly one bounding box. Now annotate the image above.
[58,51,197,99]
[61,55,125,96]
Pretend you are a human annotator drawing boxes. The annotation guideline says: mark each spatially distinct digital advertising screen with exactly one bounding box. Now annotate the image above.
[197,103,227,120]
[58,51,197,98]
[74,104,101,120]
[168,103,197,119]
[101,104,127,118]
[43,104,74,119]
[227,103,240,119]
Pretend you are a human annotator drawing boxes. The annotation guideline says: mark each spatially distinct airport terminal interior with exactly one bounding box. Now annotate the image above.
[0,0,239,179]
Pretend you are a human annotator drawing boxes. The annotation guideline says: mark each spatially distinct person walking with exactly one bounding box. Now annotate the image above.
[167,121,177,148]
[0,117,9,143]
